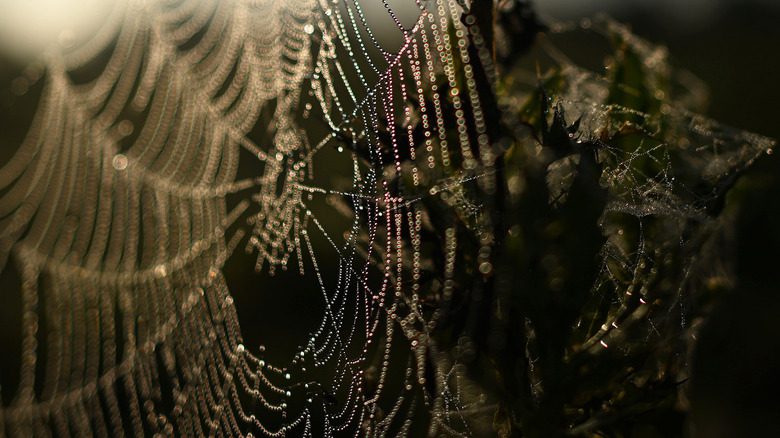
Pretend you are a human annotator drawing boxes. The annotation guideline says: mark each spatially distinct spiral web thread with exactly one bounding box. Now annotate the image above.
[0,0,501,436]
[0,0,774,437]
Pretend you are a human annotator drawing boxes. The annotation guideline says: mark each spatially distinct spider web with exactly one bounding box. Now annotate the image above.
[0,0,499,436]
[0,1,773,437]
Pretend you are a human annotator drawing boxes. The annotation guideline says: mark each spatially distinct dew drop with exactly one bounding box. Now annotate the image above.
[112,154,128,171]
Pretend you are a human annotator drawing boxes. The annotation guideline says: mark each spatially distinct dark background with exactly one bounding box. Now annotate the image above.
[1,1,778,436]
[538,1,780,435]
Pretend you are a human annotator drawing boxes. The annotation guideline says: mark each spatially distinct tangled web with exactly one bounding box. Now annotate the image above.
[0,0,773,437]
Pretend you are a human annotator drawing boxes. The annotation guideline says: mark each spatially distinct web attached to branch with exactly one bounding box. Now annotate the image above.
[0,1,773,437]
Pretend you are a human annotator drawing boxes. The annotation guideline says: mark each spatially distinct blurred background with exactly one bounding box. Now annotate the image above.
[539,1,780,435]
[1,0,778,436]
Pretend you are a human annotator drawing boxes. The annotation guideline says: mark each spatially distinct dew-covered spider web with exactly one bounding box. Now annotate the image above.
[0,0,774,437]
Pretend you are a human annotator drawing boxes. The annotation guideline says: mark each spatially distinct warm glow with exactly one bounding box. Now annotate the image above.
[0,0,116,60]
